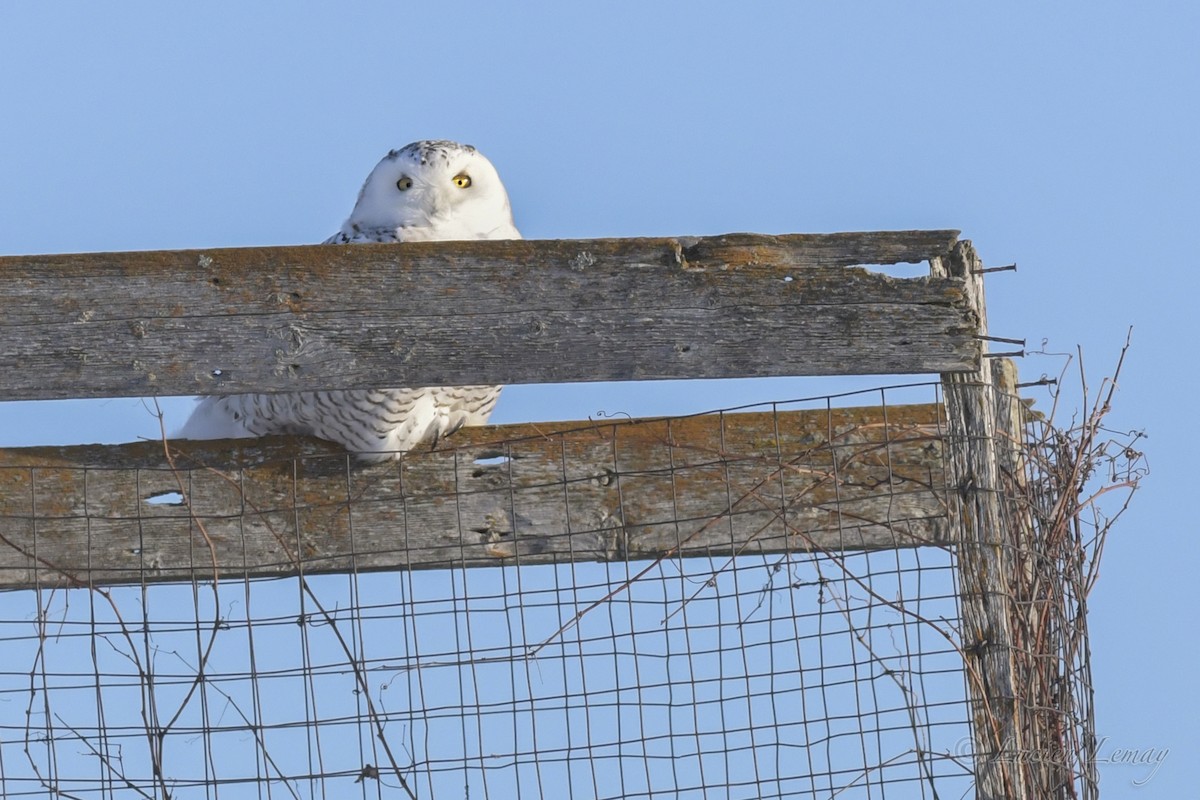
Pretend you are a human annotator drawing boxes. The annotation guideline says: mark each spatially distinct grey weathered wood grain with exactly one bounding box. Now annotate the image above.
[0,404,951,590]
[935,243,1029,800]
[0,231,977,400]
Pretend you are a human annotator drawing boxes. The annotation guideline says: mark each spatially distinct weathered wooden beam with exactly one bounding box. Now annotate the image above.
[935,243,1029,800]
[0,231,978,401]
[0,404,951,590]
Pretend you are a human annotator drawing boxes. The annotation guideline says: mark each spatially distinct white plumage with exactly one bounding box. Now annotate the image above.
[178,140,519,461]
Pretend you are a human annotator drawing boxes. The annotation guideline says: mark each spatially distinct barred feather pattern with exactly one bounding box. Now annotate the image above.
[178,140,518,461]
[182,385,501,462]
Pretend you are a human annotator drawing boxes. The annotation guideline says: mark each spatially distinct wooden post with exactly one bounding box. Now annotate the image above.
[934,242,1029,800]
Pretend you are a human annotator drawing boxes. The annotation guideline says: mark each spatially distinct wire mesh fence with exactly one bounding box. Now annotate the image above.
[0,379,1142,800]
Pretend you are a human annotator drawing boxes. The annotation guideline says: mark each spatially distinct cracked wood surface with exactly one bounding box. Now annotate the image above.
[0,231,977,400]
[0,404,950,589]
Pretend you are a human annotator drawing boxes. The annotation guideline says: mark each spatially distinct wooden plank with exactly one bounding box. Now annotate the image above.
[0,231,977,401]
[0,404,951,590]
[935,242,1029,800]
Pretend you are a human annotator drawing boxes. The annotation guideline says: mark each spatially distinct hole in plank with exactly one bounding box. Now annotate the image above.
[145,491,185,506]
[473,455,511,468]
[853,261,932,278]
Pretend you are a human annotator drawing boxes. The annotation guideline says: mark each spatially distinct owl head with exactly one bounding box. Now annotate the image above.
[340,140,518,240]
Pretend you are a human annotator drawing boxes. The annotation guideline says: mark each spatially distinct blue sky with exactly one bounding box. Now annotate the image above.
[0,2,1194,797]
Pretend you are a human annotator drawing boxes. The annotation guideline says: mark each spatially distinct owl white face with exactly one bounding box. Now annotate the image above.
[342,140,518,240]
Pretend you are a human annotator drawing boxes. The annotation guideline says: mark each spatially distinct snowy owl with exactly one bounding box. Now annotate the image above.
[178,140,519,461]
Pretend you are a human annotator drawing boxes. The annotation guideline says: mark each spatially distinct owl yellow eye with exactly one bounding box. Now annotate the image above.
[453,173,472,188]
[396,176,413,191]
